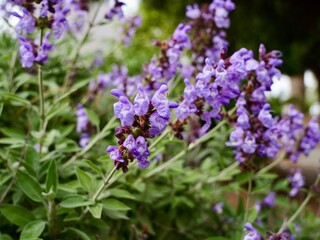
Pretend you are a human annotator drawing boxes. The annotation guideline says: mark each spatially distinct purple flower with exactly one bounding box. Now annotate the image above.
[39,0,49,18]
[79,133,90,148]
[186,4,201,19]
[133,136,150,168]
[242,132,257,154]
[106,146,124,163]
[12,8,35,34]
[149,112,169,137]
[288,169,304,197]
[255,192,276,213]
[105,0,125,20]
[52,4,70,39]
[18,35,35,68]
[35,32,54,64]
[111,89,135,126]
[243,223,261,240]
[212,202,224,214]
[76,104,89,133]
[123,134,136,151]
[134,84,150,116]
[258,104,274,128]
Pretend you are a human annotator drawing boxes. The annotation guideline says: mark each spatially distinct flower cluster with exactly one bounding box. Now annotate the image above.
[244,223,289,240]
[121,15,142,46]
[225,44,283,164]
[288,169,304,197]
[88,65,142,101]
[107,84,178,172]
[143,23,191,91]
[278,106,320,163]
[6,0,76,67]
[185,0,235,70]
[76,103,91,148]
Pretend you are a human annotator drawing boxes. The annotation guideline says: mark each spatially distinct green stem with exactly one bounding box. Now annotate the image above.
[82,165,118,217]
[243,171,253,231]
[38,29,45,156]
[256,151,286,177]
[149,128,170,151]
[141,119,228,181]
[207,161,239,184]
[61,0,104,94]
[93,166,118,202]
[62,116,117,168]
[278,174,320,233]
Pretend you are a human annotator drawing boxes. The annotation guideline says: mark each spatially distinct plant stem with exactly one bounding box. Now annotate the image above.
[256,151,286,177]
[62,116,117,169]
[278,174,320,233]
[242,171,253,235]
[149,128,170,151]
[82,165,118,217]
[38,29,45,156]
[207,161,239,183]
[61,0,104,94]
[92,165,118,202]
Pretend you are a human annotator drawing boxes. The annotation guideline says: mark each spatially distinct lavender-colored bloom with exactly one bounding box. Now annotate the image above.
[242,132,257,154]
[12,8,35,34]
[300,116,320,155]
[105,0,124,20]
[18,35,35,68]
[52,4,70,39]
[123,134,136,151]
[106,146,124,163]
[186,4,201,19]
[152,85,171,118]
[79,133,90,148]
[39,0,49,18]
[258,104,274,128]
[243,223,261,240]
[115,96,135,126]
[212,202,224,214]
[149,112,169,137]
[255,192,276,213]
[133,136,150,168]
[172,23,191,48]
[288,169,304,197]
[76,104,89,133]
[134,84,150,116]
[35,32,54,64]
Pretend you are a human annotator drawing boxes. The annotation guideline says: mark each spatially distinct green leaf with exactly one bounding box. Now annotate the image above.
[104,209,129,220]
[0,102,3,117]
[76,168,94,194]
[0,127,24,139]
[25,146,40,173]
[0,204,34,227]
[66,227,91,240]
[0,233,13,240]
[83,160,102,176]
[17,170,42,203]
[109,189,136,200]
[88,203,103,219]
[20,220,46,240]
[247,208,258,223]
[102,199,131,211]
[45,160,58,193]
[2,93,30,106]
[85,108,100,126]
[60,196,94,208]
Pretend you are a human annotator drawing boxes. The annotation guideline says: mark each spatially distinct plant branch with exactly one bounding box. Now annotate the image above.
[278,174,320,233]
